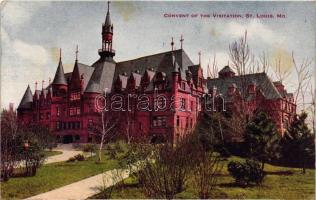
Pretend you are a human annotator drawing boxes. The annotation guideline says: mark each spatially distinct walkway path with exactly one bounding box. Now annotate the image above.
[25,168,130,200]
[44,144,86,164]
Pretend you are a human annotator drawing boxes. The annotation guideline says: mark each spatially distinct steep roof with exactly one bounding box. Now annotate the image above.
[18,85,33,110]
[85,58,116,93]
[219,65,234,74]
[114,49,194,91]
[52,59,67,85]
[206,73,282,100]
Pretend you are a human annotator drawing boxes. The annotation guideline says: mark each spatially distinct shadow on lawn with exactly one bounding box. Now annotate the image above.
[264,170,294,176]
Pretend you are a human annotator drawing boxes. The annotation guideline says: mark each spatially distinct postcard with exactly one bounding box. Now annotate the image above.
[1,1,315,199]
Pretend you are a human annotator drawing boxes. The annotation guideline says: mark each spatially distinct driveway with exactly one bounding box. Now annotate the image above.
[44,144,85,164]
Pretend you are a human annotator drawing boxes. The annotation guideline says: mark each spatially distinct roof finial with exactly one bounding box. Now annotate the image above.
[198,51,201,65]
[171,37,174,51]
[107,1,110,13]
[75,45,79,61]
[59,48,62,61]
[35,81,38,91]
[180,35,184,49]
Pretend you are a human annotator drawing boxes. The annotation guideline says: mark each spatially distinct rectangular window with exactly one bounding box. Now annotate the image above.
[176,116,180,127]
[152,116,167,127]
[180,98,186,110]
[70,92,81,101]
[186,117,189,128]
[190,101,194,111]
[56,121,60,130]
[76,108,81,115]
[57,107,60,117]
[46,112,50,120]
[88,119,93,129]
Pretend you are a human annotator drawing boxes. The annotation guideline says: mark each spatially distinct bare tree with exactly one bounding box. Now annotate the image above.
[292,52,312,107]
[192,147,223,199]
[229,30,250,76]
[207,54,219,79]
[273,55,292,84]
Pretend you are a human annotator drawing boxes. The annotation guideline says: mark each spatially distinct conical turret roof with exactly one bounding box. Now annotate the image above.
[52,59,67,85]
[18,85,33,110]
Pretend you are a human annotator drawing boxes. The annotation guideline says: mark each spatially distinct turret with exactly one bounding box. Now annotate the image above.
[52,49,68,97]
[99,1,115,59]
[17,85,33,110]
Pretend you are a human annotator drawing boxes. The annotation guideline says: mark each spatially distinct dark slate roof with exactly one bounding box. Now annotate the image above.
[77,63,94,90]
[219,65,234,74]
[85,58,116,93]
[18,85,33,110]
[206,72,282,100]
[52,59,67,85]
[114,49,194,91]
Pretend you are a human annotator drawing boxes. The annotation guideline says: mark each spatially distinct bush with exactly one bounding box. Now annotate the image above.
[67,157,76,162]
[228,159,265,187]
[74,154,85,161]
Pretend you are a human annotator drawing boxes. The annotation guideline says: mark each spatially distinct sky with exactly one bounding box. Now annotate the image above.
[1,1,315,109]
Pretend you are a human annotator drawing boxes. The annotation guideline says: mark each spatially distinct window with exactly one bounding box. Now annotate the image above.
[75,135,80,140]
[57,107,60,117]
[76,108,81,115]
[69,107,80,116]
[190,118,193,128]
[56,121,61,130]
[176,116,180,127]
[88,119,93,129]
[139,122,143,130]
[180,98,186,110]
[40,113,44,120]
[152,116,167,127]
[181,82,186,90]
[70,92,80,101]
[46,112,50,120]
[190,101,194,111]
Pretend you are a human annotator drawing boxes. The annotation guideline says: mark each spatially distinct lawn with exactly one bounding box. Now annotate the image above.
[1,153,119,199]
[90,156,315,199]
[43,150,63,157]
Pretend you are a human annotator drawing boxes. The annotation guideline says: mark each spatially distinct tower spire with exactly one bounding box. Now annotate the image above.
[59,48,62,61]
[75,45,79,61]
[100,1,115,59]
[198,51,201,65]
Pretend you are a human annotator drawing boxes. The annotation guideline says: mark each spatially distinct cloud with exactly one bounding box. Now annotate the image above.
[1,1,51,27]
[223,19,282,45]
[13,40,49,66]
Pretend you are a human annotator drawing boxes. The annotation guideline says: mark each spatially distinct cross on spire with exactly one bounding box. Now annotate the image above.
[75,45,79,61]
[180,35,184,49]
[171,37,174,51]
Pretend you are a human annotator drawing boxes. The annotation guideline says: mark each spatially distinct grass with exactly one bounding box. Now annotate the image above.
[43,150,63,157]
[91,156,315,199]
[1,152,120,199]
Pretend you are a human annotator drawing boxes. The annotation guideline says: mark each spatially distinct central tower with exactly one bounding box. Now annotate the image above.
[99,1,115,59]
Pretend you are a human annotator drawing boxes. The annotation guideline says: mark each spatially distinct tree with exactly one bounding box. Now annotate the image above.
[1,109,21,181]
[282,112,315,173]
[244,111,280,170]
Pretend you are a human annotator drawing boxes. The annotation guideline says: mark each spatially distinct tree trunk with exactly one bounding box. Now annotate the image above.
[261,161,265,171]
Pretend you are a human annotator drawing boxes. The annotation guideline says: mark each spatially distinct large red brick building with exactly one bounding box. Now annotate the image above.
[17,4,296,143]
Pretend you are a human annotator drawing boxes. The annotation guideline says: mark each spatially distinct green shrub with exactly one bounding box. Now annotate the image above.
[74,154,85,161]
[228,159,265,187]
[67,157,76,162]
